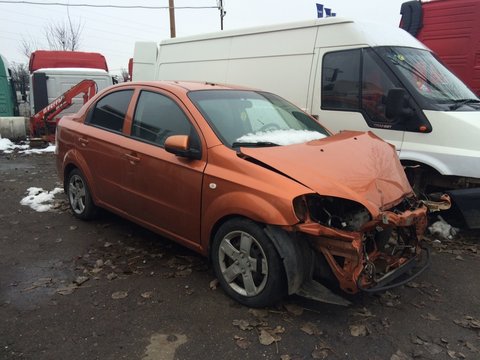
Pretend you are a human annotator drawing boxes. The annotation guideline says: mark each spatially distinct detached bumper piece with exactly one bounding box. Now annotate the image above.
[357,246,430,293]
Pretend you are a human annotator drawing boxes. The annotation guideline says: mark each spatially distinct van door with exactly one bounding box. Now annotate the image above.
[312,47,406,152]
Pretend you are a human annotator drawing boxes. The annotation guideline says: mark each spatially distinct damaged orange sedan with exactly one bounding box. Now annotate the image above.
[56,81,447,307]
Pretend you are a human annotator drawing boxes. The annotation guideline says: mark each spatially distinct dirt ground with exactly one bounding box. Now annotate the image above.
[1,152,479,360]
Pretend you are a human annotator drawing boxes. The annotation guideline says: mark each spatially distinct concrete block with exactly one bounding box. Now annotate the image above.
[0,117,28,140]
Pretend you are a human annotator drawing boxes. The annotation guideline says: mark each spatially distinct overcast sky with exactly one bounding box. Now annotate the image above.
[0,0,408,75]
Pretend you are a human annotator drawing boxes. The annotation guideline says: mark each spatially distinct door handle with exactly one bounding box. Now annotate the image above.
[125,153,140,164]
[78,137,89,147]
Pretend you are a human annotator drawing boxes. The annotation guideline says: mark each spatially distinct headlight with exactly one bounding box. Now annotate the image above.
[293,196,308,222]
[305,195,371,231]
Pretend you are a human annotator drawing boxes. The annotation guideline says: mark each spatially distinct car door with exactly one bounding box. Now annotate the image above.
[122,89,206,249]
[80,89,135,212]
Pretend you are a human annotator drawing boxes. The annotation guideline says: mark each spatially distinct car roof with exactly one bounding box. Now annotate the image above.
[112,80,255,93]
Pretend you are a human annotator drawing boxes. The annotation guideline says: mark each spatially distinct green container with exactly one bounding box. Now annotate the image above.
[0,54,18,117]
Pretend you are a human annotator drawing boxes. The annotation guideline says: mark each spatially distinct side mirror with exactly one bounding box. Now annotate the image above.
[385,88,412,119]
[164,135,201,160]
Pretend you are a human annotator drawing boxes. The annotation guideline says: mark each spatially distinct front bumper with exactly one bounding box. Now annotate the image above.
[295,205,429,294]
[446,188,480,229]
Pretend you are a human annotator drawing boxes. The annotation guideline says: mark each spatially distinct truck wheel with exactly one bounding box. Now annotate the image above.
[212,218,286,307]
[66,169,98,220]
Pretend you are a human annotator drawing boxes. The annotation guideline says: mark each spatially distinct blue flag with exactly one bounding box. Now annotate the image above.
[316,3,324,18]
[325,8,331,17]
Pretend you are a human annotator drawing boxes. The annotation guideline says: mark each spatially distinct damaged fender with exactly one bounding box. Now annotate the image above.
[264,225,351,306]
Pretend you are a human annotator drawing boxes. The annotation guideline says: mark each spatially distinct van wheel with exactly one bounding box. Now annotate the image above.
[212,218,286,307]
[66,169,98,220]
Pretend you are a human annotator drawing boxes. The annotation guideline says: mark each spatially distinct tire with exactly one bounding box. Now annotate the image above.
[212,218,286,307]
[66,168,98,220]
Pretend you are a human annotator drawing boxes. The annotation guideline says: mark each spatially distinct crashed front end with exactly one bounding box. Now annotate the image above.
[292,194,447,295]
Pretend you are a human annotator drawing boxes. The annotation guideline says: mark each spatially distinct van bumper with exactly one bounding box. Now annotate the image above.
[446,188,480,229]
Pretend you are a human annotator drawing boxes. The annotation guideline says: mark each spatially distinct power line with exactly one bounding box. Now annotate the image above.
[0,1,218,9]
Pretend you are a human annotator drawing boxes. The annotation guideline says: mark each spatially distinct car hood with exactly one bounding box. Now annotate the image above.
[238,131,413,215]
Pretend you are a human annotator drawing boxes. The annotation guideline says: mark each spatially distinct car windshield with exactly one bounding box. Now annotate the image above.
[188,90,329,147]
[377,46,480,111]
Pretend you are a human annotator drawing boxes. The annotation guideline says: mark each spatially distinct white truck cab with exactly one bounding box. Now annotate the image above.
[29,68,113,118]
[133,18,480,228]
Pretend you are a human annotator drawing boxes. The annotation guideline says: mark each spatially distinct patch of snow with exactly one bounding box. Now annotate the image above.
[428,216,458,240]
[236,129,326,146]
[20,187,64,212]
[20,145,56,154]
[0,137,29,153]
[0,135,54,154]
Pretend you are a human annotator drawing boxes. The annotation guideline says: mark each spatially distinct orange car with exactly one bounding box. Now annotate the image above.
[56,81,447,307]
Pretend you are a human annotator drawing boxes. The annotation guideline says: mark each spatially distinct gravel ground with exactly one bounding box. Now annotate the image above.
[1,152,479,360]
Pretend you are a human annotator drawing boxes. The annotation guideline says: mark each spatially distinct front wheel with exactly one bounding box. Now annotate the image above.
[211,218,286,307]
[66,168,98,220]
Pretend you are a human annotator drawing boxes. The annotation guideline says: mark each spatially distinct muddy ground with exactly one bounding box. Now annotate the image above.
[0,152,479,360]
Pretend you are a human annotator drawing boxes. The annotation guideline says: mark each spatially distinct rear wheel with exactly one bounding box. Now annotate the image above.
[66,168,98,220]
[212,218,286,307]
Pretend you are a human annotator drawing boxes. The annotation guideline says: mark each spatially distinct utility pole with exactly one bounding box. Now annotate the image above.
[169,0,176,38]
[219,0,226,30]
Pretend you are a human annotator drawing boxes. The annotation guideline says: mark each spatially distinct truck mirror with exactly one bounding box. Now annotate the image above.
[386,88,408,119]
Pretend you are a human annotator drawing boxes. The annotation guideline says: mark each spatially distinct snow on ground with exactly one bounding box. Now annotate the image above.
[428,216,459,240]
[235,129,327,146]
[20,187,64,212]
[21,145,56,154]
[0,136,54,154]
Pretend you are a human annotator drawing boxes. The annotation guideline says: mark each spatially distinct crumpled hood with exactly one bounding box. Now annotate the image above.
[239,131,413,215]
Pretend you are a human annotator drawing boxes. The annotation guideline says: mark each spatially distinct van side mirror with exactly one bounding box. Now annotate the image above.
[164,135,201,160]
[386,88,412,119]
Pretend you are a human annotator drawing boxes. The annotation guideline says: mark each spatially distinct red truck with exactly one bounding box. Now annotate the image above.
[400,0,480,96]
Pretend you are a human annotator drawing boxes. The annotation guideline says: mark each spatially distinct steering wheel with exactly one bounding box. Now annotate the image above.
[258,123,281,132]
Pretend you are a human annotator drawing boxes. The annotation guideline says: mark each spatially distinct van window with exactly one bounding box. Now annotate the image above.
[322,49,361,110]
[131,90,197,147]
[322,49,404,126]
[361,49,401,124]
[89,90,133,132]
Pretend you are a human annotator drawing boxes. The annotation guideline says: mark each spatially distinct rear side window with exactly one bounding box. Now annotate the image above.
[88,90,133,132]
[322,49,361,110]
[131,91,196,147]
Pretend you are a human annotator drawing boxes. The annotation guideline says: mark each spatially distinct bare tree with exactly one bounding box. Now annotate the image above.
[10,62,29,95]
[19,18,84,60]
[120,68,130,82]
[20,37,41,60]
[45,20,83,51]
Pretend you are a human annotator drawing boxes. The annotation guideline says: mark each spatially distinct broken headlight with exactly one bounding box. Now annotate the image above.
[305,195,372,231]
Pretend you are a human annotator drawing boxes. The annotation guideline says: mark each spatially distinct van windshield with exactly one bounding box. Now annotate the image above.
[378,47,480,111]
[188,90,329,148]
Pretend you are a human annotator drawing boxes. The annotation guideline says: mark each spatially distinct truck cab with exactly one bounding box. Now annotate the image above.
[28,51,113,118]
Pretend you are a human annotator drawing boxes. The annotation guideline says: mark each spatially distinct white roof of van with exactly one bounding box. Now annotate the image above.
[160,17,426,50]
[32,68,109,75]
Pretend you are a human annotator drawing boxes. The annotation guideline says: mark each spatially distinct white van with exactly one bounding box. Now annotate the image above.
[133,18,480,228]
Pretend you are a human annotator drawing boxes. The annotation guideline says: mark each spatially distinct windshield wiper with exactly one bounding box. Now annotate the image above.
[449,98,480,110]
[388,55,445,94]
[231,141,279,148]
